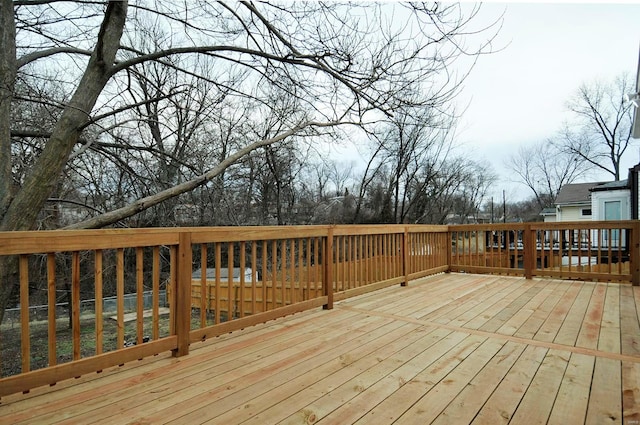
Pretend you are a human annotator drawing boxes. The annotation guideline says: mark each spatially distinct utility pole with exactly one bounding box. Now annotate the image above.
[503,190,506,223]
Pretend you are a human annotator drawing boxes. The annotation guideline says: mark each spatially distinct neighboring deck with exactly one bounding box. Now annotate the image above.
[1,273,640,424]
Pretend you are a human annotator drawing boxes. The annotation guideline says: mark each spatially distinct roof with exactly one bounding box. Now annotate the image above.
[589,179,628,191]
[555,179,631,206]
[554,182,603,206]
[539,207,556,216]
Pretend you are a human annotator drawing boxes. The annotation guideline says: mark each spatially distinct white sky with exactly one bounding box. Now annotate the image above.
[456,1,640,202]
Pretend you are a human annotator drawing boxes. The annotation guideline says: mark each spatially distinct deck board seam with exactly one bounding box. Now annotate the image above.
[337,305,640,363]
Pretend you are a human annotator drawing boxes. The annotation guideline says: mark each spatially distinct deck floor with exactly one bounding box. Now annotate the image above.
[2,274,640,424]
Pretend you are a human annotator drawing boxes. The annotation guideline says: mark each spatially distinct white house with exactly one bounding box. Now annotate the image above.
[543,163,640,223]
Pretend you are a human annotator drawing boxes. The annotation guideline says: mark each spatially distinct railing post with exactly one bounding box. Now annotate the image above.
[173,231,192,357]
[523,224,534,279]
[446,228,452,272]
[323,227,334,310]
[632,221,640,286]
[402,227,409,286]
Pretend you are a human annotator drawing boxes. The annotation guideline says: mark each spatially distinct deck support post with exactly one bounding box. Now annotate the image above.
[173,231,192,357]
[323,227,334,310]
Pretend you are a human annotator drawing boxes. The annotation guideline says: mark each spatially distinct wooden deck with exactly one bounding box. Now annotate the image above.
[1,273,640,424]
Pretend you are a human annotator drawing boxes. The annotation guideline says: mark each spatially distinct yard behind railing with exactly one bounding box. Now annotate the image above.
[0,221,637,397]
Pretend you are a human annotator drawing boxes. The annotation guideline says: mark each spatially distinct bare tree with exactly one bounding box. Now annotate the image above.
[507,139,590,209]
[0,1,500,319]
[558,73,636,181]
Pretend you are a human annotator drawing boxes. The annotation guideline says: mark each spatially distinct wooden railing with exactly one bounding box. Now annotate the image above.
[0,221,636,396]
[449,221,640,283]
[0,224,449,396]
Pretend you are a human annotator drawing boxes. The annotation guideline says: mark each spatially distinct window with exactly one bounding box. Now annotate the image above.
[581,208,592,216]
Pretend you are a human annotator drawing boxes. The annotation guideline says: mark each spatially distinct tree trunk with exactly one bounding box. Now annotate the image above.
[0,0,16,219]
[0,2,128,323]
[0,1,128,232]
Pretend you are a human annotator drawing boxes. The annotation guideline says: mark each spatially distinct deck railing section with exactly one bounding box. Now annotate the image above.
[0,222,636,396]
[0,224,451,396]
[449,221,640,283]
[0,229,180,397]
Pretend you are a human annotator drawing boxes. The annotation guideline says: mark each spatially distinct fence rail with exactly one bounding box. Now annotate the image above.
[0,221,636,397]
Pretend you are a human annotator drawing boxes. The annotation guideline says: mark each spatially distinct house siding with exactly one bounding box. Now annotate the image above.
[557,205,590,222]
[591,189,630,221]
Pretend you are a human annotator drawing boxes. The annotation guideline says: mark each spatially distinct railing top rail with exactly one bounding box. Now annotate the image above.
[529,220,638,230]
[0,230,180,255]
[0,221,636,255]
[332,224,447,236]
[450,220,638,231]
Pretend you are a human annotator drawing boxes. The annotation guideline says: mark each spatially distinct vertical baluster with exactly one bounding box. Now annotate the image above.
[116,248,124,349]
[240,241,246,318]
[251,242,257,314]
[305,238,312,298]
[94,250,103,354]
[136,247,144,344]
[72,252,81,361]
[152,246,160,340]
[290,239,296,304]
[169,245,177,336]
[262,240,268,312]
[200,244,208,328]
[215,243,221,324]
[227,242,234,320]
[297,239,303,301]
[314,238,320,298]
[272,240,277,310]
[47,253,57,365]
[20,255,30,373]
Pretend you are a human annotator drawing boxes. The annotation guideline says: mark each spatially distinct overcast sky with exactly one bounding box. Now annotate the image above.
[457,1,640,202]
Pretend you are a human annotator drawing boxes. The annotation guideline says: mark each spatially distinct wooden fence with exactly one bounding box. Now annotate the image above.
[0,221,637,397]
[449,221,640,283]
[0,224,449,396]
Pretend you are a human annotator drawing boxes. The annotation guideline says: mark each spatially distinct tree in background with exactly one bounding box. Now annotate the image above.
[0,1,501,319]
[557,73,636,181]
[507,139,590,210]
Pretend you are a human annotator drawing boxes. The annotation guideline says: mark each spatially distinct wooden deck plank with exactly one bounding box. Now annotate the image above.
[232,327,453,425]
[508,348,570,424]
[1,307,350,412]
[441,279,536,330]
[534,281,584,343]
[494,279,555,336]
[478,280,551,334]
[575,282,607,350]
[0,275,638,425]
[177,321,428,425]
[620,286,640,356]
[428,341,527,425]
[598,284,621,354]
[513,280,570,340]
[585,357,622,425]
[546,353,595,425]
[350,334,487,425]
[399,275,506,320]
[470,345,548,425]
[8,309,366,424]
[420,276,518,323]
[57,313,392,425]
[278,328,464,425]
[393,337,508,425]
[553,282,595,347]
[622,361,640,424]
